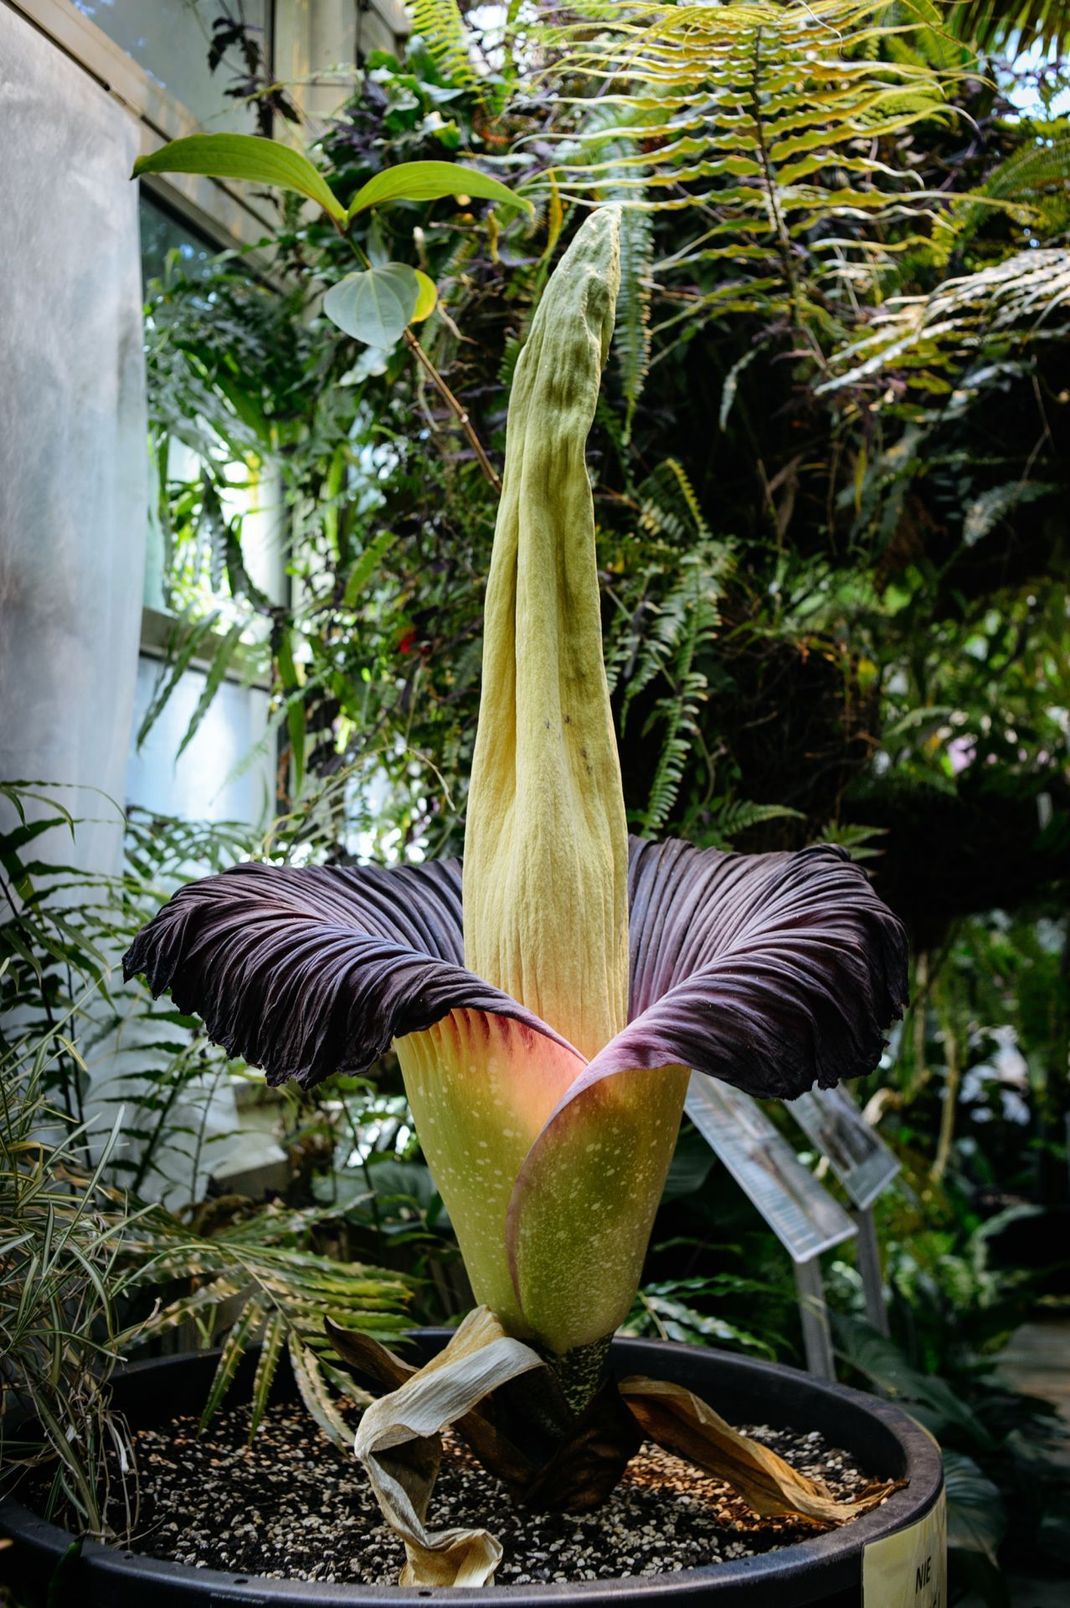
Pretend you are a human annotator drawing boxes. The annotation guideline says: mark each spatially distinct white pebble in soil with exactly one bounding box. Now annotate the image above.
[92,1400,880,1586]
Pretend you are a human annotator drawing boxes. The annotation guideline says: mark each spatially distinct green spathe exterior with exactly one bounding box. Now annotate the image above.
[397,209,689,1354]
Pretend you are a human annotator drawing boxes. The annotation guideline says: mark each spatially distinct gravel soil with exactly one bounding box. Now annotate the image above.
[89,1399,882,1586]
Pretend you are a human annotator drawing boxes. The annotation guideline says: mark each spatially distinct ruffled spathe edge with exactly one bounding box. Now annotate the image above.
[122,858,572,1088]
[124,837,907,1343]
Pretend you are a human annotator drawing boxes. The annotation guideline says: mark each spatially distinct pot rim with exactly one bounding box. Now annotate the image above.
[0,1333,944,1606]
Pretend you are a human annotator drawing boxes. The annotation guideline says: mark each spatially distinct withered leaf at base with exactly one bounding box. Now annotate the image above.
[620,1375,898,1527]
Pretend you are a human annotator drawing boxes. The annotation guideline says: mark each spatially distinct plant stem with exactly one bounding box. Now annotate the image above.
[931,985,961,1184]
[403,328,503,494]
[336,225,502,494]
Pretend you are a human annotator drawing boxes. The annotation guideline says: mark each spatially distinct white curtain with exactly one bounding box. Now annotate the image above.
[0,8,245,1205]
[0,3,147,866]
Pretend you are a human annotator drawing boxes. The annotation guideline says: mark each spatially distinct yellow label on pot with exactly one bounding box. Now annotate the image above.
[863,1490,947,1608]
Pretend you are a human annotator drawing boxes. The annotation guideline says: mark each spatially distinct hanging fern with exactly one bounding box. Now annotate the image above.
[617,202,655,440]
[639,609,710,833]
[604,458,731,832]
[547,96,657,434]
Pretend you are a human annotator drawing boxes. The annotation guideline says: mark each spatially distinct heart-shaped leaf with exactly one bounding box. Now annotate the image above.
[324,265,420,348]
[346,160,532,221]
[133,133,345,223]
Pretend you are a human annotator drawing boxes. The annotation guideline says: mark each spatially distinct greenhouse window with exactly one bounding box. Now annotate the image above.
[72,0,272,134]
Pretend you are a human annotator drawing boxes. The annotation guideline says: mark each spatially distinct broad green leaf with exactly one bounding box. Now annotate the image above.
[133,134,345,222]
[323,265,420,349]
[343,529,397,608]
[943,1451,1006,1561]
[346,160,532,221]
[411,269,438,323]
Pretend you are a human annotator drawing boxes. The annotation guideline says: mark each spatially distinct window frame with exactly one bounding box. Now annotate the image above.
[7,0,411,252]
[9,0,409,821]
[7,0,280,251]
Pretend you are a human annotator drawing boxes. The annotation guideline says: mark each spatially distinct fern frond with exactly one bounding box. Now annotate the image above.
[562,99,656,434]
[617,203,655,440]
[706,799,806,848]
[409,0,482,96]
[821,248,1070,390]
[815,819,888,862]
[982,135,1070,201]
[962,480,1058,547]
[540,0,951,332]
[121,1201,410,1442]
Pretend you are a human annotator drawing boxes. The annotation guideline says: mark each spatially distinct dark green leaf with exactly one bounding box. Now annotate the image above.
[175,621,246,760]
[944,1450,1006,1562]
[343,530,398,607]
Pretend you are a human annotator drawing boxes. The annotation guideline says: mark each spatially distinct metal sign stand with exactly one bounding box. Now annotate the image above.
[685,1077,854,1380]
[788,1085,900,1338]
[852,1206,892,1336]
[684,1078,902,1377]
[793,1259,837,1379]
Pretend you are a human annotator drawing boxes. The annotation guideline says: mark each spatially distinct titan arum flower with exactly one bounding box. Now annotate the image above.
[125,208,907,1584]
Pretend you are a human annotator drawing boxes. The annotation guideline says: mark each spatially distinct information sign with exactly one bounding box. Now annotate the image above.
[789,1084,900,1210]
[684,1076,856,1265]
[863,1491,947,1608]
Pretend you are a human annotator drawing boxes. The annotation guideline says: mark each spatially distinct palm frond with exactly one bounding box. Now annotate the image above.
[951,0,1070,55]
[121,1201,411,1438]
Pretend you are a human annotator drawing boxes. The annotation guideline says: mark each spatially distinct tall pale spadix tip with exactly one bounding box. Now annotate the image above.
[464,207,628,1062]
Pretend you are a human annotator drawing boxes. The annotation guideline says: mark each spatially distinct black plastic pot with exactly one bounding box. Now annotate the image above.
[1,1332,942,1607]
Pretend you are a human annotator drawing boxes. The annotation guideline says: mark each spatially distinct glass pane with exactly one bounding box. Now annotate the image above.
[74,0,269,132]
[139,193,216,285]
[127,655,274,825]
[139,195,287,614]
